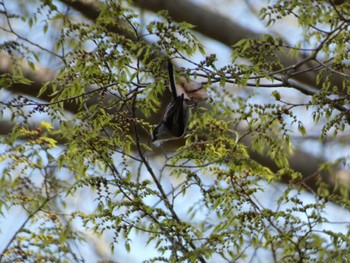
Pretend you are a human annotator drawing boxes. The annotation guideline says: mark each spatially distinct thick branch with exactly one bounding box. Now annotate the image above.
[0,54,55,99]
[133,0,347,90]
[60,0,345,93]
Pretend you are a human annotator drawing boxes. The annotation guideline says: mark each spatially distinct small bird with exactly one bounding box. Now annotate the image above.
[152,61,190,144]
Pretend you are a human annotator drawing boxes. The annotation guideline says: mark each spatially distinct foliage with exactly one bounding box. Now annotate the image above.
[0,0,350,262]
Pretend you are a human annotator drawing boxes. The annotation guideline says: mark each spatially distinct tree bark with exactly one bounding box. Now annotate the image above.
[61,0,344,92]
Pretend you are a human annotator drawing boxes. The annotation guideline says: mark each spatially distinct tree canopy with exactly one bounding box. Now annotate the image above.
[0,0,350,262]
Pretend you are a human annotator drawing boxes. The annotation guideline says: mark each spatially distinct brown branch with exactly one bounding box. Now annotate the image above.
[59,0,347,94]
[131,0,345,90]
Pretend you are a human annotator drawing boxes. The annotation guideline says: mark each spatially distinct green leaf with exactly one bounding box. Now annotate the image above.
[298,122,306,136]
[271,90,281,101]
